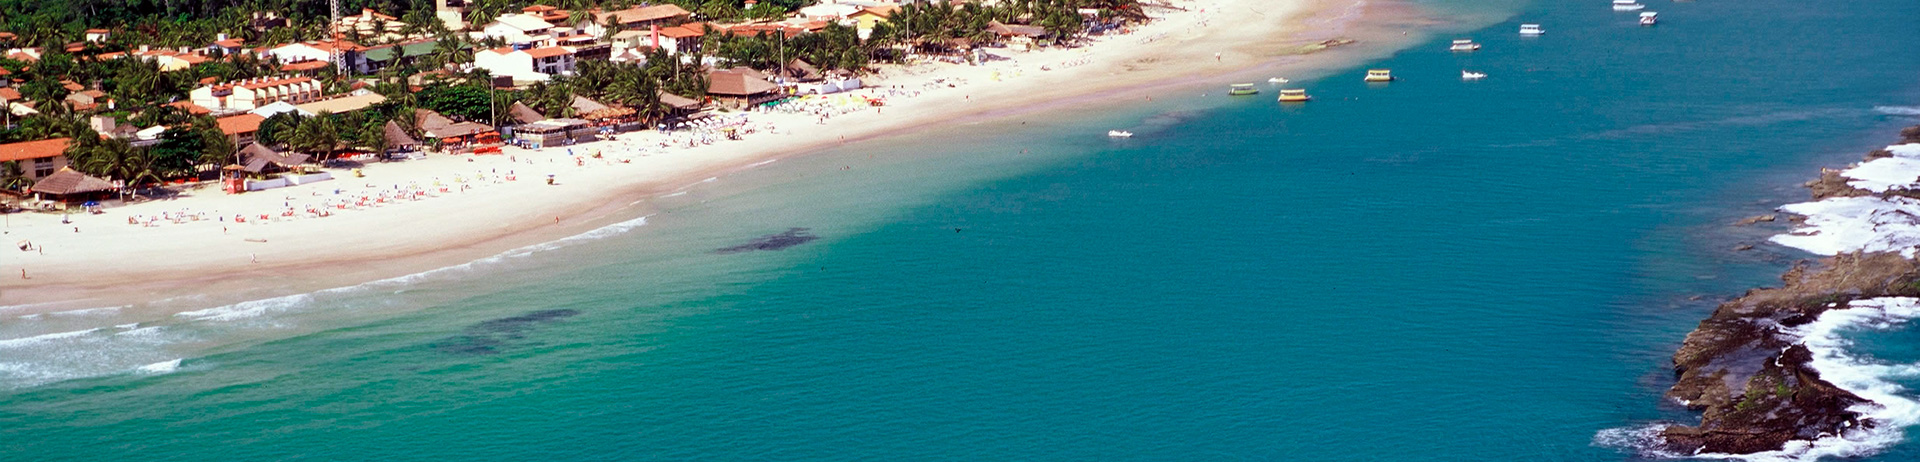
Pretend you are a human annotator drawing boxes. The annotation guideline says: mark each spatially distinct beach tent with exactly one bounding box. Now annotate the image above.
[29,167,116,201]
[508,101,547,125]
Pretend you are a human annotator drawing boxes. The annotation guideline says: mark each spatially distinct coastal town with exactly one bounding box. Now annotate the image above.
[0,0,1267,294]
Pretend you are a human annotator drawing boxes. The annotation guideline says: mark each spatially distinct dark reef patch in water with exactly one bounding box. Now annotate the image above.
[434,309,581,355]
[715,228,818,254]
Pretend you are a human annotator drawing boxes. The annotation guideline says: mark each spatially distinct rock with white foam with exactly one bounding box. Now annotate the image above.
[1772,196,1920,257]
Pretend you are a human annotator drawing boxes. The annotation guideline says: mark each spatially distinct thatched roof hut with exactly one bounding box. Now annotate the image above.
[237,143,311,173]
[508,102,546,124]
[383,120,418,151]
[29,168,116,197]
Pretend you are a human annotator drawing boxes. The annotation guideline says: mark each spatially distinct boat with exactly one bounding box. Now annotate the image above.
[1449,39,1481,52]
[1227,83,1259,96]
[1640,11,1658,26]
[1267,77,1290,83]
[1107,130,1133,138]
[1363,69,1394,82]
[1277,89,1311,102]
[1612,0,1645,11]
[1462,71,1487,80]
[1519,24,1545,35]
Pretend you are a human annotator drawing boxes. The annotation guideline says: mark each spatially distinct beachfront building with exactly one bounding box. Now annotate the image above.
[507,101,546,126]
[0,137,71,182]
[482,13,557,47]
[235,143,311,176]
[590,4,692,37]
[296,92,389,115]
[473,46,575,82]
[848,6,900,39]
[707,68,783,109]
[415,109,500,152]
[512,118,593,149]
[363,39,438,73]
[217,114,265,147]
[190,76,323,113]
[267,40,369,74]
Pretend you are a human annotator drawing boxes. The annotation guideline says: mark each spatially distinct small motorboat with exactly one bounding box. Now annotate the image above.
[1107,130,1133,138]
[1277,89,1311,102]
[1462,70,1487,80]
[1612,0,1645,11]
[1519,24,1544,35]
[1267,77,1290,83]
[1640,12,1658,26]
[1363,69,1394,82]
[1449,39,1481,52]
[1227,83,1259,96]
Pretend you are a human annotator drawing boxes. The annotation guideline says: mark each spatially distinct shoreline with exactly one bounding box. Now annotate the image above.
[1620,126,1920,458]
[3,0,1440,314]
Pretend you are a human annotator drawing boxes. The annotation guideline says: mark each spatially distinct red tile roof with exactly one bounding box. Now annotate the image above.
[281,60,331,71]
[525,47,571,59]
[0,137,71,162]
[169,101,211,115]
[216,114,264,135]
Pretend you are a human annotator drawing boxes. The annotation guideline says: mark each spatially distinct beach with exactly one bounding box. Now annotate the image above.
[1,0,1419,312]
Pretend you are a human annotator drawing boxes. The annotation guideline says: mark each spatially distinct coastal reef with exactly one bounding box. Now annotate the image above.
[715,228,819,254]
[1659,126,1920,454]
[433,309,582,356]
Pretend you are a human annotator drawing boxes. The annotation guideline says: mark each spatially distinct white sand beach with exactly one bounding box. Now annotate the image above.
[2,0,1432,311]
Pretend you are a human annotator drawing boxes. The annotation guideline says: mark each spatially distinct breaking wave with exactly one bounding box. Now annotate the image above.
[0,214,653,390]
[1873,106,1920,116]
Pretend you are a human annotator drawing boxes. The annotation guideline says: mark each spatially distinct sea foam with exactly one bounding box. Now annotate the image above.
[1596,297,1920,461]
[1772,144,1920,257]
[2,215,654,390]
[1874,106,1920,116]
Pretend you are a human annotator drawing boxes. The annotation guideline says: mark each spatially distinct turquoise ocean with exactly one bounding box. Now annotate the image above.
[7,0,1920,459]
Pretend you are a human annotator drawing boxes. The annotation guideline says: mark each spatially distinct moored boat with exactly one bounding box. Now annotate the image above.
[1449,39,1481,52]
[1462,71,1487,80]
[1363,69,1394,82]
[1107,130,1133,138]
[1227,83,1259,96]
[1612,0,1645,11]
[1519,24,1545,35]
[1267,77,1289,83]
[1640,11,1658,26]
[1277,89,1311,102]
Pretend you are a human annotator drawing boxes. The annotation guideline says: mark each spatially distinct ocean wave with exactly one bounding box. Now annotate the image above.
[1,215,655,391]
[0,328,103,348]
[1771,144,1920,257]
[1874,106,1920,116]
[1596,298,1920,461]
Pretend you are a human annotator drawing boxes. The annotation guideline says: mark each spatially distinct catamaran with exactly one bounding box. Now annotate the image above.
[1277,89,1311,102]
[1363,69,1394,82]
[1519,24,1545,35]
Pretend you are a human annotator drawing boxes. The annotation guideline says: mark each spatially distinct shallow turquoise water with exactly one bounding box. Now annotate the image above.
[6,0,1920,459]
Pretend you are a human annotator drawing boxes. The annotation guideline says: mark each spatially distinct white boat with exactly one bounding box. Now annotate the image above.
[1519,24,1545,35]
[1267,77,1289,83]
[1449,39,1481,52]
[1107,130,1133,138]
[1612,0,1645,11]
[1462,71,1487,80]
[1639,12,1658,25]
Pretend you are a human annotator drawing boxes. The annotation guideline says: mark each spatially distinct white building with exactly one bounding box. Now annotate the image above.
[189,76,323,113]
[267,40,370,74]
[482,13,556,47]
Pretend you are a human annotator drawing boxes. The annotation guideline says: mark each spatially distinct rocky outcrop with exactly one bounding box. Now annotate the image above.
[1661,252,1918,454]
[1660,126,1920,454]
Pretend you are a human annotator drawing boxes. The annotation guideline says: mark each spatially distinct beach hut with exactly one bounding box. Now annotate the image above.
[658,90,703,123]
[707,69,782,109]
[508,101,547,125]
[28,167,117,202]
[236,143,312,175]
[383,120,418,156]
[415,108,500,152]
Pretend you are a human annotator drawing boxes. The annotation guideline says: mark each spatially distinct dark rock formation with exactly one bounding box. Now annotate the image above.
[715,228,818,254]
[1660,126,1920,454]
[434,309,582,355]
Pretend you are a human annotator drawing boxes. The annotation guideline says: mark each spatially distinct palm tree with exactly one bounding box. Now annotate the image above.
[0,161,32,192]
